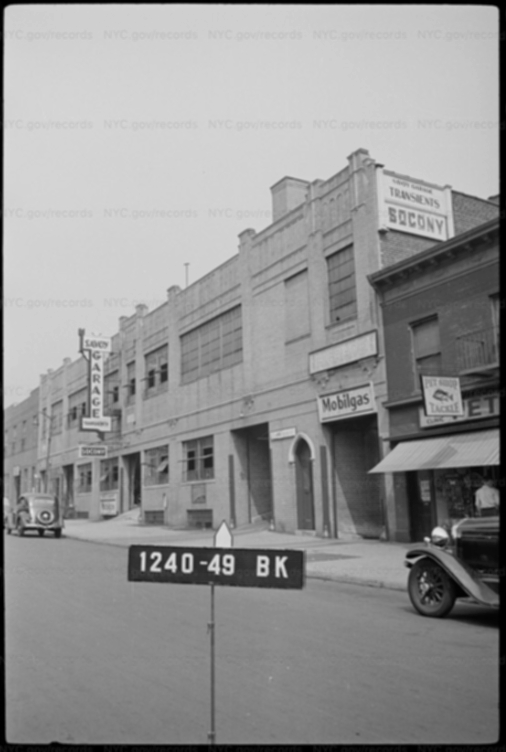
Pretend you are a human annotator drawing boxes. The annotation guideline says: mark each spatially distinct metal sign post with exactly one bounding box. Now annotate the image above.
[208,582,216,745]
[127,519,304,745]
[208,521,232,745]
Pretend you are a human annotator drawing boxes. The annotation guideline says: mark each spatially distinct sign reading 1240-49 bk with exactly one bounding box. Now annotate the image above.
[128,546,304,589]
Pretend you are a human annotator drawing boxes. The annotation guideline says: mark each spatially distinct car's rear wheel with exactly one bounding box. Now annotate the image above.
[54,528,62,538]
[408,557,457,617]
[38,529,45,537]
[16,519,25,537]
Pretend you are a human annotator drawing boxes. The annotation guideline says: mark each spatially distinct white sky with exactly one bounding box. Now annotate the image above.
[4,4,499,408]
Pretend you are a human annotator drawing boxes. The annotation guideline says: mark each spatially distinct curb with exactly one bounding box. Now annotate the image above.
[62,532,408,593]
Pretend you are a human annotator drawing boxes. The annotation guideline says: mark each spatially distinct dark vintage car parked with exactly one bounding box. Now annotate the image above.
[405,516,500,617]
[4,493,64,538]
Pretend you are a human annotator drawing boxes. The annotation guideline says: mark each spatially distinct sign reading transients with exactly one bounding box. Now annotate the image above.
[79,331,112,432]
[128,545,304,589]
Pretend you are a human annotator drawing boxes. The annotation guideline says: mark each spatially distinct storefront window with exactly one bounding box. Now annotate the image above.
[434,467,487,522]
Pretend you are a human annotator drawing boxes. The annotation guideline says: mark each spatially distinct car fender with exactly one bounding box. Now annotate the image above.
[406,547,499,608]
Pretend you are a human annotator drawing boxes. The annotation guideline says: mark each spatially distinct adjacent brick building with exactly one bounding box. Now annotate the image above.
[3,389,40,502]
[369,218,500,541]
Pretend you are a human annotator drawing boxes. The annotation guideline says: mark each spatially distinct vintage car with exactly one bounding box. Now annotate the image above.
[405,515,499,617]
[5,493,64,538]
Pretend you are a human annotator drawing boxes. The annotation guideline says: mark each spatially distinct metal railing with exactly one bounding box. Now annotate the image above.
[456,327,499,371]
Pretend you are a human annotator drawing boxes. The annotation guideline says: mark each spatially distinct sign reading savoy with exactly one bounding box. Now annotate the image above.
[317,383,377,422]
[79,329,112,432]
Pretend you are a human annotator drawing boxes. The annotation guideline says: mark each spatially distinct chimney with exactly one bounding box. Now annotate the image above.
[167,285,181,301]
[487,194,499,205]
[135,303,148,317]
[270,176,309,223]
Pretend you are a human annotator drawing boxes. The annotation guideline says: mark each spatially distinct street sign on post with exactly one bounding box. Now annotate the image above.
[127,539,305,746]
[128,545,305,589]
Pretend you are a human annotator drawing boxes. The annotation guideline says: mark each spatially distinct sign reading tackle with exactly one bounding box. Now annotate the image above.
[128,545,305,589]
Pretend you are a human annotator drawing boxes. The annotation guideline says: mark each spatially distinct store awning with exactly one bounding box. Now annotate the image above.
[369,429,499,473]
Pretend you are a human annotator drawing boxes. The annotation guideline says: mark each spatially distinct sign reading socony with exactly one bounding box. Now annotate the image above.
[377,170,454,242]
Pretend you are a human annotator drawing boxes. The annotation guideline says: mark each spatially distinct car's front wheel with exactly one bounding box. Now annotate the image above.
[54,528,62,538]
[16,519,25,537]
[408,557,457,618]
[38,529,45,537]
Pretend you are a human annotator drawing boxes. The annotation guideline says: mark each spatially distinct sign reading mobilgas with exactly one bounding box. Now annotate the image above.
[79,329,112,432]
[377,169,454,242]
[317,383,377,423]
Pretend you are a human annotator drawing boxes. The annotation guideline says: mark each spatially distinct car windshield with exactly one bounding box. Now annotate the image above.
[30,498,56,508]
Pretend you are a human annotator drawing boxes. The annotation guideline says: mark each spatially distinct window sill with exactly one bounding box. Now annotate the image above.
[285,333,310,345]
[144,482,170,489]
[181,478,215,485]
[325,317,357,332]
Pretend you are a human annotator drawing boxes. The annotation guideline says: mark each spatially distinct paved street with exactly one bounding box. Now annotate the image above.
[5,534,499,745]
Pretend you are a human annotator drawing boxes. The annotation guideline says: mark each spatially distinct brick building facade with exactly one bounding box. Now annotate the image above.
[4,148,499,540]
[369,218,500,541]
[3,389,40,502]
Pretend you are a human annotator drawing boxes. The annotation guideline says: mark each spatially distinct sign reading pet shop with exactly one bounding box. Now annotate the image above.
[377,169,454,242]
[79,329,112,432]
[317,383,377,423]
[421,375,464,418]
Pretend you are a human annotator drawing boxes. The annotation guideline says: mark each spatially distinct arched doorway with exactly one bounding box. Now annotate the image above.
[295,438,315,530]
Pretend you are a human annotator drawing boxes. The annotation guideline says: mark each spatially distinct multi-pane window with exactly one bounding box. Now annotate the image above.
[181,307,242,384]
[183,436,214,481]
[490,294,500,361]
[51,401,64,435]
[285,270,310,342]
[327,245,357,323]
[144,445,169,486]
[144,345,168,397]
[100,458,119,491]
[126,362,136,404]
[104,372,120,410]
[68,389,88,427]
[78,463,92,493]
[411,317,442,384]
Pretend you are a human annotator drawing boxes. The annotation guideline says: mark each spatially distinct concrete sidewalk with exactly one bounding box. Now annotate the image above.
[61,511,412,592]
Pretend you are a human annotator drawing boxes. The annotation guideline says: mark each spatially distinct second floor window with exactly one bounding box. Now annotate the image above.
[144,345,168,397]
[181,307,242,384]
[126,362,136,404]
[327,245,357,324]
[51,401,64,435]
[411,317,441,385]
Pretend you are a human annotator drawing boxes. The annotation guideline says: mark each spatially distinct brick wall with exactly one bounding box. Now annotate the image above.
[382,251,499,402]
[380,193,499,269]
[452,192,499,234]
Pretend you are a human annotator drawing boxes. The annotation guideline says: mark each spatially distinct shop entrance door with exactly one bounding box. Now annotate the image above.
[295,439,315,530]
[408,471,435,542]
[124,452,141,508]
[63,465,74,517]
